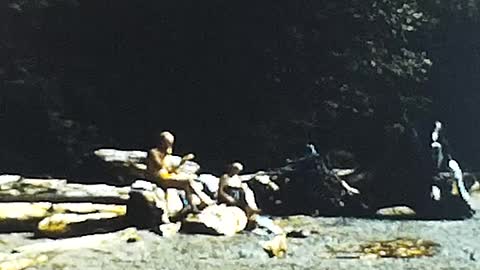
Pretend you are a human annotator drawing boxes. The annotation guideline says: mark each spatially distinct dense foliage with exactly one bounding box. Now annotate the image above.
[1,0,480,177]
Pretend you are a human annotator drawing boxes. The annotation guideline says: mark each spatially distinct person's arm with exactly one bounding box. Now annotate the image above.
[149,149,174,180]
[149,149,164,168]
[252,174,280,191]
[218,175,236,204]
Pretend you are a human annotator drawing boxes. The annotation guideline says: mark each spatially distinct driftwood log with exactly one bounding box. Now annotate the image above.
[0,175,130,204]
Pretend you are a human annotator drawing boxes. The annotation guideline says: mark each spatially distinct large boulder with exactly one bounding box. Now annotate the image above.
[183,204,248,236]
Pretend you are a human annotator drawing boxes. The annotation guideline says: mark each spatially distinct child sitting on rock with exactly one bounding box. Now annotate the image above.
[218,162,261,217]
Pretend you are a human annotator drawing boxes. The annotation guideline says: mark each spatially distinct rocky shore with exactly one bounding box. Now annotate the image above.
[1,192,479,270]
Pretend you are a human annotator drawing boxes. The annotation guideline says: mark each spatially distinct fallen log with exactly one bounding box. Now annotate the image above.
[51,203,126,215]
[0,202,53,232]
[0,175,130,204]
[37,212,127,238]
[0,202,52,221]
[0,202,127,235]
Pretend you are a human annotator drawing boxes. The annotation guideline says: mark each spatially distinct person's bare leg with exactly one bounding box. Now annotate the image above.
[184,184,201,213]
[158,179,199,213]
[189,180,215,206]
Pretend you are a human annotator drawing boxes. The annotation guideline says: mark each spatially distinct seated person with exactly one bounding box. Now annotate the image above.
[146,131,214,213]
[218,162,261,217]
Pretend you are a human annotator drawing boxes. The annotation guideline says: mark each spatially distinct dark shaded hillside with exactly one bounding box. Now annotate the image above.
[1,0,480,179]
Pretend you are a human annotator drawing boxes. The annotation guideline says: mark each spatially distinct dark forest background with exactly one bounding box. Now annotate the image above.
[1,0,480,180]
